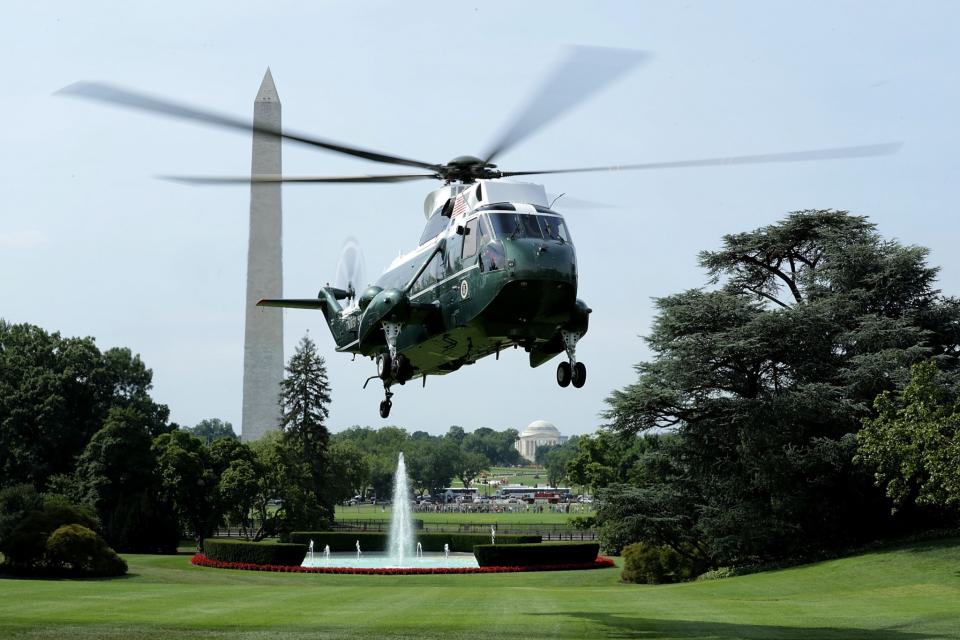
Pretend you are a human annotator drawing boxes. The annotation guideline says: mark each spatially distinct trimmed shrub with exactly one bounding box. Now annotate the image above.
[620,541,705,584]
[1,503,99,568]
[473,542,599,567]
[288,531,541,552]
[45,524,127,577]
[204,539,307,566]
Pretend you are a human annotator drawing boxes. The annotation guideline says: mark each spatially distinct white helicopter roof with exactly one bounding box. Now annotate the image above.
[422,179,548,219]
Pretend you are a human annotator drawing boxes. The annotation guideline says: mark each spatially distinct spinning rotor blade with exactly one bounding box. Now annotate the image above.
[500,142,903,178]
[481,46,648,164]
[334,238,366,295]
[161,173,437,185]
[57,82,441,172]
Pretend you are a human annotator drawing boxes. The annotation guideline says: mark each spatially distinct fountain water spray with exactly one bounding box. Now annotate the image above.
[417,542,423,558]
[387,452,414,566]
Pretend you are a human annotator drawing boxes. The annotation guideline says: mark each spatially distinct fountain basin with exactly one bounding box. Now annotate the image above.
[302,552,478,570]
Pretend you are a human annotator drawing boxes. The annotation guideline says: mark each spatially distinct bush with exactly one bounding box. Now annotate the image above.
[473,542,599,567]
[203,539,307,566]
[620,541,705,584]
[288,531,541,552]
[46,524,127,577]
[1,503,98,568]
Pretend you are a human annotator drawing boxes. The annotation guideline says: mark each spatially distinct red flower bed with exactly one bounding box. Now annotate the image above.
[191,553,615,575]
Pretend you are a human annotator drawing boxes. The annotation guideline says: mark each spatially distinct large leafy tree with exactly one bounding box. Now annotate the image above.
[0,322,170,489]
[75,407,178,552]
[152,430,218,540]
[279,335,334,522]
[857,361,960,513]
[603,210,960,563]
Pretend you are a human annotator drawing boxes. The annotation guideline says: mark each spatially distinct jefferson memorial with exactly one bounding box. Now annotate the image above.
[514,420,568,463]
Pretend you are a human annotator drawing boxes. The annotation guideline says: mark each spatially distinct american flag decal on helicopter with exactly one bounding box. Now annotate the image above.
[452,194,468,217]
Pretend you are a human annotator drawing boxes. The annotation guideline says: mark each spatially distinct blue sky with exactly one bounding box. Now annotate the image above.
[2,1,957,436]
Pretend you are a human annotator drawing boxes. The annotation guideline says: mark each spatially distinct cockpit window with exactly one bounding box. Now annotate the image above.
[487,212,572,244]
[419,211,449,245]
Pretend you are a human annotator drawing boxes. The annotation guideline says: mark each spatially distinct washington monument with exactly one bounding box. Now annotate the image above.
[241,69,283,442]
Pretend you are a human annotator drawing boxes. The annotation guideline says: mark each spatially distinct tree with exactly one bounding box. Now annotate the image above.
[219,457,261,537]
[603,211,960,565]
[857,361,960,513]
[462,428,523,466]
[327,441,371,503]
[183,418,237,444]
[406,437,458,498]
[542,437,580,487]
[454,451,489,488]
[75,407,178,553]
[279,335,334,522]
[0,321,170,490]
[152,430,218,540]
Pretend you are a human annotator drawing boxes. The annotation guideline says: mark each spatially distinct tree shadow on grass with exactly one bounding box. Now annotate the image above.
[527,612,937,640]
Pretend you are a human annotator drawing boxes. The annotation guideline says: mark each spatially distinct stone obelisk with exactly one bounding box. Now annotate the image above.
[241,69,283,442]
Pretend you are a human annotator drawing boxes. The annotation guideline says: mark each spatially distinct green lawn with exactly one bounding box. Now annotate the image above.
[335,504,592,525]
[2,537,959,639]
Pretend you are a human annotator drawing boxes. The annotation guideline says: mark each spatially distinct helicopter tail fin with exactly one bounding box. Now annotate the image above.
[257,289,358,350]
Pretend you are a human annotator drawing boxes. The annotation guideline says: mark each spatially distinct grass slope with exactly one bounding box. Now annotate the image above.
[2,538,959,639]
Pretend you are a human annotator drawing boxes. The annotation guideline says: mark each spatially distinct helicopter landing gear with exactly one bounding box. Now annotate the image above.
[557,361,572,387]
[557,329,586,389]
[572,361,587,388]
[379,388,394,419]
[381,321,402,366]
[377,352,392,380]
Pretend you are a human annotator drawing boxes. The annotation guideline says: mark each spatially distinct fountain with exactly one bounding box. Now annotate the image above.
[491,525,496,545]
[387,452,414,565]
[301,453,479,570]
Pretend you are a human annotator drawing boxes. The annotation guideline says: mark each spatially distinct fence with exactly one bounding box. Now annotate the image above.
[331,519,598,541]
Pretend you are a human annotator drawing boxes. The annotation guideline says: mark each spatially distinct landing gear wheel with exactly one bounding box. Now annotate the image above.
[572,362,587,388]
[557,361,572,387]
[379,399,392,419]
[377,353,392,381]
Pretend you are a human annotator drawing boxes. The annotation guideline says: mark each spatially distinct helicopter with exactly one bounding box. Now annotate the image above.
[59,47,900,418]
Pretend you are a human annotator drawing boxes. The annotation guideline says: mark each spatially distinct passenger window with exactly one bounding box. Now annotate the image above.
[462,218,479,259]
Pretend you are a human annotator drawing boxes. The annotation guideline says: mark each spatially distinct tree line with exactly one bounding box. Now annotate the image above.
[0,326,528,559]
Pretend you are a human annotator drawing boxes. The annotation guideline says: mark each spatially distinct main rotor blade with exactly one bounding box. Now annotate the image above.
[57,82,442,172]
[481,46,647,164]
[160,173,437,185]
[500,142,903,178]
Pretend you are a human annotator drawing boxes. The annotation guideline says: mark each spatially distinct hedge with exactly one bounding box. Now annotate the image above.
[288,531,541,553]
[473,542,599,567]
[203,539,307,566]
[193,553,616,574]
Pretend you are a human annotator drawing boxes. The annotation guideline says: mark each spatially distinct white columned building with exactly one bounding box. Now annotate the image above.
[514,420,568,463]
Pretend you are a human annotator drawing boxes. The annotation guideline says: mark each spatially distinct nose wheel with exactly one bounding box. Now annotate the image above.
[379,393,393,419]
[556,330,586,389]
